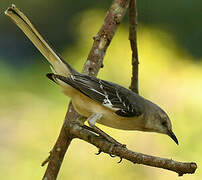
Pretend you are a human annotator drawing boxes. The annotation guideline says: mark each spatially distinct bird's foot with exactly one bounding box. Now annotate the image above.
[94,135,125,163]
[95,144,123,163]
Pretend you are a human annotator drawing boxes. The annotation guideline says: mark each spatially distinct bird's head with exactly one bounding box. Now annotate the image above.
[145,102,179,145]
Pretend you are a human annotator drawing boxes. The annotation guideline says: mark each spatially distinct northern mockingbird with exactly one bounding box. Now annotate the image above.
[5,5,178,146]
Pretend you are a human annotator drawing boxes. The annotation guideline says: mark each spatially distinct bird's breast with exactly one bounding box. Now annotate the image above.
[61,86,146,131]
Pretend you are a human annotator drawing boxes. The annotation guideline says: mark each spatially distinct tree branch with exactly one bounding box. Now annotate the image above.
[42,103,77,179]
[83,0,130,76]
[70,123,197,176]
[129,0,139,94]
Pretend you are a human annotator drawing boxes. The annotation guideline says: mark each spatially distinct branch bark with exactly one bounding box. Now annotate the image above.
[42,103,77,179]
[83,0,130,76]
[129,0,139,94]
[70,124,197,176]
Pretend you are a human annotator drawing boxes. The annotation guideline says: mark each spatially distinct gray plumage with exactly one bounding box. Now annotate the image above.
[47,73,144,117]
[47,72,179,145]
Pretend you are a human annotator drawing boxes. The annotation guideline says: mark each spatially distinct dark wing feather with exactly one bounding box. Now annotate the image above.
[49,73,144,117]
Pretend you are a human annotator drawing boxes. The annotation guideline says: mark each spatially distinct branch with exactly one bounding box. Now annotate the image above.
[129,0,139,94]
[42,103,78,179]
[83,0,130,76]
[70,124,197,176]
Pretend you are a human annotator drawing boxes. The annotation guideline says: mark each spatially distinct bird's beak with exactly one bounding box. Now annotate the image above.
[168,130,179,145]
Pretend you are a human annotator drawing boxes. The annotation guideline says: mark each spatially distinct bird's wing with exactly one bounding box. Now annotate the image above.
[48,73,144,117]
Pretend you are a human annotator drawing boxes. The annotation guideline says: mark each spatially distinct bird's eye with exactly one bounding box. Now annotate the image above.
[161,121,167,127]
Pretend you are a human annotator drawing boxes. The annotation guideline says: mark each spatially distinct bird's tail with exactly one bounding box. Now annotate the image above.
[5,4,73,77]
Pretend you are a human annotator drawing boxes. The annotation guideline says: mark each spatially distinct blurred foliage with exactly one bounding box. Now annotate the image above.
[138,0,202,58]
[0,8,201,180]
[0,0,202,64]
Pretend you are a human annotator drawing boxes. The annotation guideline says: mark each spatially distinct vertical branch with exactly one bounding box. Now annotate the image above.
[84,0,130,76]
[42,103,78,179]
[129,0,139,94]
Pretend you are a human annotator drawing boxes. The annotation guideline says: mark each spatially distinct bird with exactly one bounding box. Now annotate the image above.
[5,4,178,146]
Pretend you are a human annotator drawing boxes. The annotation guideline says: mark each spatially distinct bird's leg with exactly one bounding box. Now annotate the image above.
[81,113,125,162]
[86,113,126,148]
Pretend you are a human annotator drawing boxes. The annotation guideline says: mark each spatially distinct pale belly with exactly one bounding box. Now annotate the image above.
[71,91,144,130]
[60,83,144,130]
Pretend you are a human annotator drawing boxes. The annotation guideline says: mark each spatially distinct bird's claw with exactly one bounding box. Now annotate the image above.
[95,149,102,155]
[109,153,123,163]
[95,144,124,163]
[110,154,116,157]
[108,143,124,163]
[117,157,123,163]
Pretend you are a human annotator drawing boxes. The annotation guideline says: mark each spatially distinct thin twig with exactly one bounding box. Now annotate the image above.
[129,0,139,94]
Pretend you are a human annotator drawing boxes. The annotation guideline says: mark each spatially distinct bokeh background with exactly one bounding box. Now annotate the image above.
[0,0,201,179]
